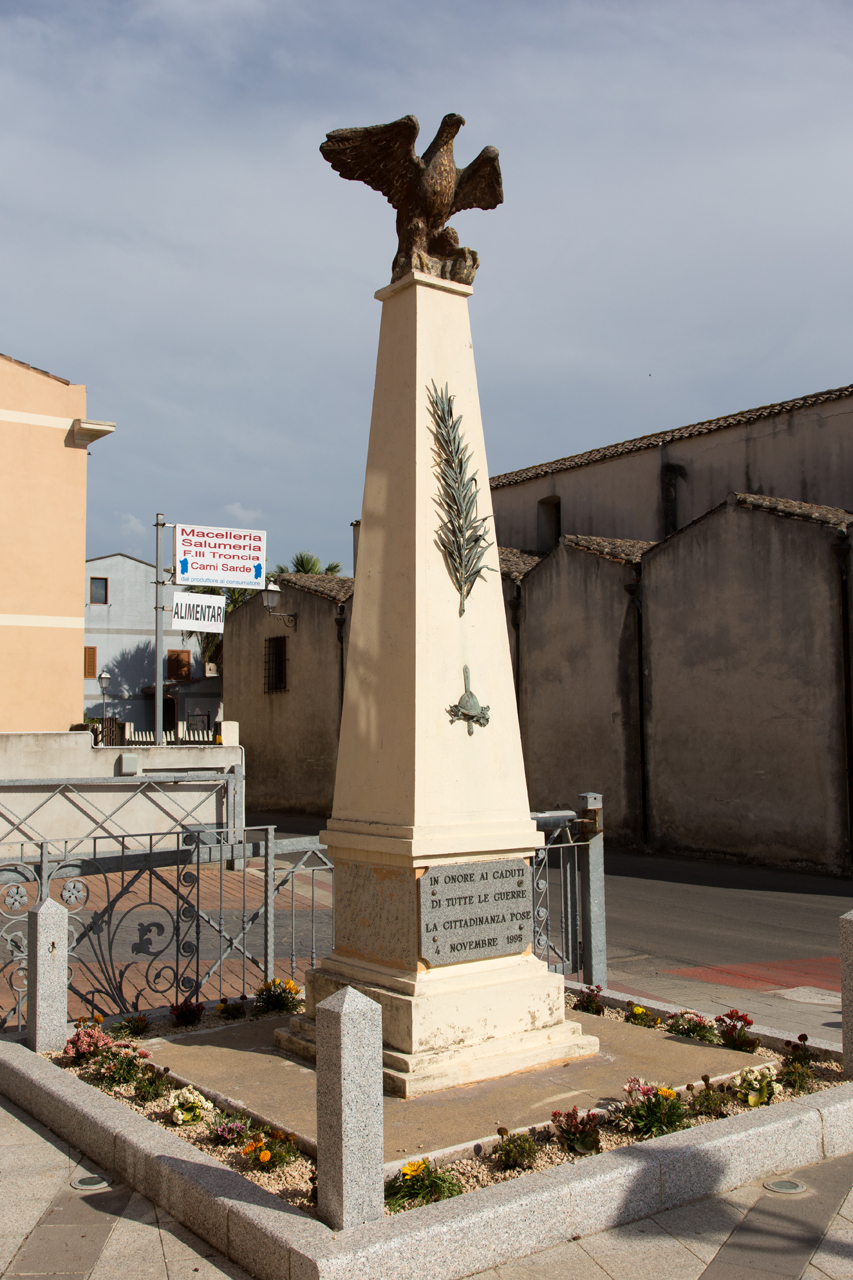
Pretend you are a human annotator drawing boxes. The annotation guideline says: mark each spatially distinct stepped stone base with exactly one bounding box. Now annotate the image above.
[275,1015,599,1098]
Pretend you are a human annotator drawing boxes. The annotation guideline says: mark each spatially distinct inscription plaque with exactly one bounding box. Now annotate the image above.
[419,857,533,966]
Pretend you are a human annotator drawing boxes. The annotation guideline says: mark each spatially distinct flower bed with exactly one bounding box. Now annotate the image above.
[46,984,847,1217]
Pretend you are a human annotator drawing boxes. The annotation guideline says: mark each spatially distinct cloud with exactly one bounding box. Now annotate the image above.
[117,512,147,540]
[3,0,853,582]
[224,502,264,525]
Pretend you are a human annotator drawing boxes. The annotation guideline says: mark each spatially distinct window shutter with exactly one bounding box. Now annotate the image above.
[167,650,192,681]
[84,647,97,679]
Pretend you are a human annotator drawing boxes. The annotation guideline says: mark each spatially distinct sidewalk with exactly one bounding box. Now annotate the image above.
[0,1095,246,1279]
[4,1087,853,1280]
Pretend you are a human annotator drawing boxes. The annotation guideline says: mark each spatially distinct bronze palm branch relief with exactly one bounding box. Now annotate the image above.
[428,381,494,616]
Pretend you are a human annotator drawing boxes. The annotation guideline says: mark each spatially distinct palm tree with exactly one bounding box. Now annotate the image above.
[276,552,342,576]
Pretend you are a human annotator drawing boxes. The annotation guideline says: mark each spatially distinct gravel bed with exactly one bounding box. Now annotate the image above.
[44,1030,846,1217]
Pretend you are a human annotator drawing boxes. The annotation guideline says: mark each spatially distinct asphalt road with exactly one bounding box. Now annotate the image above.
[602,849,853,1042]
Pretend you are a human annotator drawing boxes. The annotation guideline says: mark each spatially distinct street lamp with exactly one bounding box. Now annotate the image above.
[259,582,297,630]
[97,670,110,744]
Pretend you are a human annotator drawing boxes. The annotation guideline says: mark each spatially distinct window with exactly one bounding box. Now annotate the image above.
[90,577,108,604]
[167,649,191,681]
[264,636,287,693]
[84,647,97,679]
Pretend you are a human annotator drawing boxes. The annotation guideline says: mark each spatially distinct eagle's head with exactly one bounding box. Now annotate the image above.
[440,113,466,138]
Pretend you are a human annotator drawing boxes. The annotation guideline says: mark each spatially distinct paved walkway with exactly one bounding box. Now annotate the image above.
[4,1087,853,1280]
[0,1095,248,1279]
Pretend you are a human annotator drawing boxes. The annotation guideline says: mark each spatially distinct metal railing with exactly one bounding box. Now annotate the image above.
[0,826,333,1030]
[0,765,244,854]
[531,793,607,987]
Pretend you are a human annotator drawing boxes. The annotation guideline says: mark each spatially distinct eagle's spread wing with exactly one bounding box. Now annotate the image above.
[450,146,503,216]
[320,116,422,209]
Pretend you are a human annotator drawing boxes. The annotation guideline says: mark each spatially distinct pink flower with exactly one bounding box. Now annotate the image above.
[138,1049,150,1059]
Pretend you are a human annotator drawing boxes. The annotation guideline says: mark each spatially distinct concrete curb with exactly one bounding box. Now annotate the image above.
[2,1040,852,1280]
[564,978,843,1060]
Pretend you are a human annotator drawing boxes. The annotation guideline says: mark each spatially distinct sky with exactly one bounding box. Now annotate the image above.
[2,0,853,573]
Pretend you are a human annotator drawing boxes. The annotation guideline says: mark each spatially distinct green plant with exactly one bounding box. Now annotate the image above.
[573,985,605,1016]
[493,1129,539,1170]
[241,1129,298,1169]
[216,996,247,1021]
[170,997,205,1028]
[616,1078,690,1138]
[207,1112,252,1146]
[733,1065,780,1107]
[715,1009,759,1053]
[89,1043,152,1087]
[384,1158,463,1212]
[778,1060,813,1094]
[666,1011,720,1045]
[134,1066,171,1103]
[253,978,303,1016]
[685,1075,728,1116]
[778,1034,816,1093]
[551,1106,601,1156]
[624,1003,660,1029]
[784,1033,817,1067]
[62,1022,113,1062]
[110,1013,150,1040]
[168,1085,214,1125]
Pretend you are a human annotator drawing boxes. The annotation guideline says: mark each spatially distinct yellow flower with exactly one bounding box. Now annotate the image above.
[402,1159,428,1180]
[284,980,299,994]
[93,1014,104,1025]
[215,1003,225,1013]
[272,978,281,986]
[241,1143,255,1156]
[657,1088,677,1099]
[633,1006,646,1015]
[259,1150,271,1163]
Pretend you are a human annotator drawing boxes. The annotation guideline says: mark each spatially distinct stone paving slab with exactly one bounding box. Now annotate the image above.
[144,1009,756,1162]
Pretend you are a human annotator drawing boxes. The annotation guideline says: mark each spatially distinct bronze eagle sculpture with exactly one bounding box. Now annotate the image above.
[319,113,503,284]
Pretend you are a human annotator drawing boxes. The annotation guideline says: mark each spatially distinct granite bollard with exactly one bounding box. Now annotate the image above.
[841,909,853,1077]
[26,897,69,1053]
[316,985,384,1230]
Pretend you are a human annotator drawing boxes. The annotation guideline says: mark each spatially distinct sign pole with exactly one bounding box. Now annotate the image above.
[155,512,165,746]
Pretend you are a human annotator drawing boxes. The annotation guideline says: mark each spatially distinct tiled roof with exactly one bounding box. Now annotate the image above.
[489,382,853,490]
[275,573,354,603]
[562,534,655,564]
[0,350,71,385]
[727,492,853,529]
[498,547,543,581]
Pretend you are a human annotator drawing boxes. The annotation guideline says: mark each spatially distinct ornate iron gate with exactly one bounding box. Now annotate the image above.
[0,827,333,1030]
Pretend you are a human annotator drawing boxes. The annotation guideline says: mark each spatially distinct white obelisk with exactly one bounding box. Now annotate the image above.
[278,271,598,1095]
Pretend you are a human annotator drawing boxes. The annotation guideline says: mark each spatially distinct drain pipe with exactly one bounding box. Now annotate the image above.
[335,604,346,720]
[833,535,853,866]
[624,573,650,846]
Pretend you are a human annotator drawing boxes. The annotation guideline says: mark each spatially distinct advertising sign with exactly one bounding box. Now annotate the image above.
[173,522,266,590]
[171,591,226,633]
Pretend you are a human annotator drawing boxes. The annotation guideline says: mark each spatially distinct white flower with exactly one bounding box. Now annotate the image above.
[170,1110,184,1125]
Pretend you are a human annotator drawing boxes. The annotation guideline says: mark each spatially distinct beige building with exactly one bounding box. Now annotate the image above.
[223,573,353,814]
[490,381,853,551]
[0,353,114,732]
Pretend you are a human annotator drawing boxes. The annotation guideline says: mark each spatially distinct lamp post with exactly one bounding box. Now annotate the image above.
[97,670,111,745]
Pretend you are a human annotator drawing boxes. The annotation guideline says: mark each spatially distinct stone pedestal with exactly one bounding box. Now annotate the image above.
[276,272,598,1096]
[26,898,68,1054]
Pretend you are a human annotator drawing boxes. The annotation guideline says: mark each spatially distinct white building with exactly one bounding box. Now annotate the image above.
[84,553,222,736]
